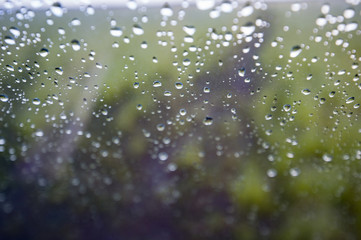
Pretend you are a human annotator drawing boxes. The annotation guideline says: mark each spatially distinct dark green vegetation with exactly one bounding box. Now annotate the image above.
[1,1,361,239]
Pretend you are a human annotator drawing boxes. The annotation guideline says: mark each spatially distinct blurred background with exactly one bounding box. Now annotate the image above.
[0,0,361,239]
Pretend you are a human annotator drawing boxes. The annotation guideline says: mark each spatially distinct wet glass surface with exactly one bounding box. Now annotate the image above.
[1,0,361,239]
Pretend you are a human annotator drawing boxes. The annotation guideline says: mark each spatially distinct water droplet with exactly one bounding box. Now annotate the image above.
[160,3,173,17]
[283,104,291,112]
[140,41,148,49]
[71,39,80,51]
[183,59,191,66]
[203,87,210,93]
[344,8,355,19]
[136,104,143,110]
[241,22,255,36]
[132,24,144,35]
[55,67,63,75]
[322,153,333,162]
[158,152,168,161]
[238,3,253,17]
[0,94,9,102]
[267,169,277,178]
[50,2,64,17]
[220,0,234,13]
[164,91,172,96]
[110,27,123,37]
[290,45,302,58]
[316,15,327,27]
[157,123,165,131]
[179,109,187,116]
[301,89,311,95]
[70,18,81,26]
[345,22,358,32]
[127,0,138,10]
[183,25,196,36]
[32,98,41,105]
[133,82,140,88]
[346,97,355,104]
[39,48,49,57]
[35,130,44,137]
[4,36,16,45]
[203,116,213,126]
[86,5,95,15]
[196,0,215,10]
[175,82,183,89]
[153,81,162,87]
[290,168,300,177]
[9,27,20,38]
[238,67,246,77]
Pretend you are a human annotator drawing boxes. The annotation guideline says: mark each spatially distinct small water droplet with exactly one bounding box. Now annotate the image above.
[301,89,311,95]
[346,97,355,104]
[203,87,210,93]
[322,153,333,162]
[32,98,41,105]
[50,2,64,17]
[238,3,253,17]
[344,8,355,19]
[238,67,246,77]
[86,5,95,15]
[241,22,255,36]
[175,82,183,89]
[283,104,291,112]
[153,81,162,88]
[316,15,327,27]
[4,36,16,45]
[160,3,173,17]
[70,18,81,26]
[267,169,277,178]
[183,25,196,35]
[55,67,63,75]
[203,116,213,126]
[345,22,358,32]
[196,0,215,10]
[9,27,20,38]
[71,39,80,51]
[290,45,302,58]
[158,152,168,161]
[132,24,144,35]
[110,27,123,37]
[39,48,49,57]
